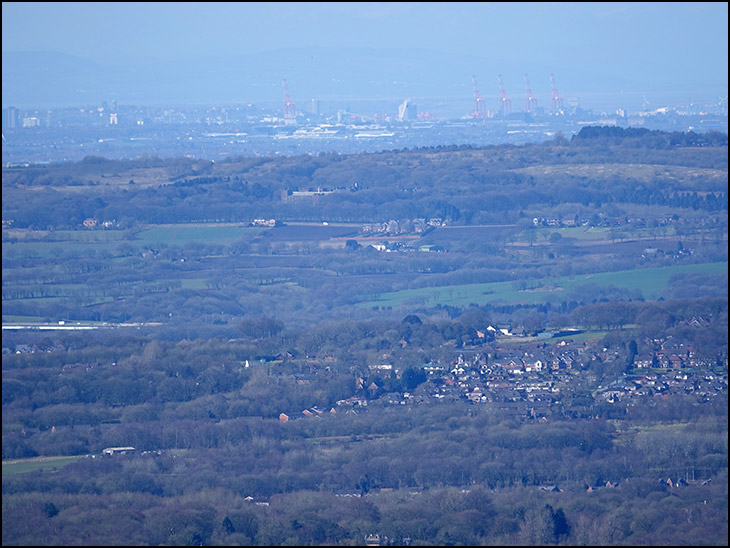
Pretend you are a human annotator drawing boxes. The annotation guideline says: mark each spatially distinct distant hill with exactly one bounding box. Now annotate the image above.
[2,47,633,110]
[1,51,109,107]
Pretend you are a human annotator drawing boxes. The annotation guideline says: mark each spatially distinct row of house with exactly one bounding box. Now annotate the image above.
[279,405,339,423]
[635,338,718,369]
[597,370,727,404]
[82,218,116,228]
[4,342,68,354]
[531,214,685,230]
[360,217,444,235]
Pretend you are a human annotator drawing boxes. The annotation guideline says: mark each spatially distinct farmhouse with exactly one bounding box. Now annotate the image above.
[250,218,277,227]
[337,396,368,407]
[102,446,136,456]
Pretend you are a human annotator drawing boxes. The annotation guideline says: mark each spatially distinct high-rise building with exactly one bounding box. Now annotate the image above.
[306,99,320,116]
[2,106,19,129]
[397,99,418,121]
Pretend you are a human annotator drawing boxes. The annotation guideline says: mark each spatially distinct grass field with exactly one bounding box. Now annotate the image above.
[3,239,124,259]
[533,226,612,241]
[362,261,728,309]
[133,224,264,246]
[2,225,265,259]
[415,224,677,250]
[178,278,210,289]
[2,455,85,476]
[49,230,130,242]
[418,225,519,246]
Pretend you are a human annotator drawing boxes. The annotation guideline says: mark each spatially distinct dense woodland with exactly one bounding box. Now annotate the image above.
[2,127,728,545]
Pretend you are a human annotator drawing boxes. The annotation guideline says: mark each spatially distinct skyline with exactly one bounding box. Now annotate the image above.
[2,2,728,113]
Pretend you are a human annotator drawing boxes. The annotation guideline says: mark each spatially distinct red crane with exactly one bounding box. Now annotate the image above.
[498,74,511,116]
[282,79,296,119]
[472,75,486,119]
[524,74,538,113]
[550,73,563,113]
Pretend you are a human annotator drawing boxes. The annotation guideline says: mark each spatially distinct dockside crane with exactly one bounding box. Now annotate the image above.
[550,73,563,113]
[282,79,296,119]
[498,74,511,117]
[472,75,486,119]
[524,74,538,113]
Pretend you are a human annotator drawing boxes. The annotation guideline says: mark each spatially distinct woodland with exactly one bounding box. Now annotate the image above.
[2,126,728,545]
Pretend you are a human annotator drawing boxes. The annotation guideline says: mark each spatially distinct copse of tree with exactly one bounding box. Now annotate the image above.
[401,366,428,391]
[402,314,422,325]
[237,317,286,339]
[570,301,638,330]
[572,126,728,148]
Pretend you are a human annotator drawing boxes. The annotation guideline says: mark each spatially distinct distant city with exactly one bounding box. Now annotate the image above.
[2,87,727,166]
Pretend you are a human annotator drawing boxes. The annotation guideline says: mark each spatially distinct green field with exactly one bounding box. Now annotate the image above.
[2,225,265,259]
[362,261,728,308]
[533,226,612,241]
[1,315,48,323]
[2,455,85,476]
[178,278,210,289]
[133,224,263,246]
[3,239,122,259]
[528,226,672,242]
[50,229,130,242]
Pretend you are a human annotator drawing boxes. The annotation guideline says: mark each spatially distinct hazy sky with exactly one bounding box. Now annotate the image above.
[2,2,728,109]
[3,2,726,63]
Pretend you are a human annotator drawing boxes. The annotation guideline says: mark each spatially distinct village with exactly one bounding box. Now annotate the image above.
[281,326,728,422]
[6,313,727,427]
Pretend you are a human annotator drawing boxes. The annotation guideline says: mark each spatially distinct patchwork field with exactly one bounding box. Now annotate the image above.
[360,261,729,308]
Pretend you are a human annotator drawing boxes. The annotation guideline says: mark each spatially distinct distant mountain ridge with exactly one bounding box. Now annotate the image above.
[3,47,636,110]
